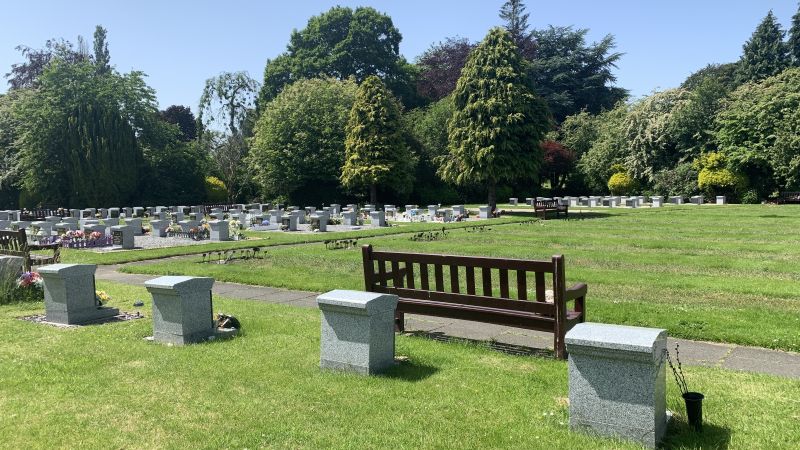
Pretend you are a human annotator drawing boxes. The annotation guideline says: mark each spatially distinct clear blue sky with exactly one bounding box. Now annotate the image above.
[0,1,796,110]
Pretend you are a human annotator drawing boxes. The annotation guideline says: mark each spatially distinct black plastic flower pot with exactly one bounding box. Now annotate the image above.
[683,391,704,431]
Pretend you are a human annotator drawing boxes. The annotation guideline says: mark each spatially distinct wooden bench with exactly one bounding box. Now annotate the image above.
[778,192,800,204]
[0,229,60,272]
[533,200,568,219]
[361,245,587,358]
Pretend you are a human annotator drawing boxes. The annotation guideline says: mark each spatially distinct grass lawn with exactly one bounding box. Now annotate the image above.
[1,282,797,449]
[122,205,800,352]
[60,216,527,265]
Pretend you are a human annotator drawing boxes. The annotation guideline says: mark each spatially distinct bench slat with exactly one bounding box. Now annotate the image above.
[535,272,546,302]
[373,285,556,316]
[517,270,527,300]
[405,261,415,289]
[391,261,403,288]
[450,265,459,293]
[466,266,475,295]
[434,265,444,292]
[499,269,509,298]
[420,263,429,290]
[378,260,387,287]
[481,267,492,296]
[371,250,554,273]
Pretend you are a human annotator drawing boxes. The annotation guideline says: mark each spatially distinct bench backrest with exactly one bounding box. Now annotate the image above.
[362,244,567,318]
[20,208,60,221]
[0,229,29,257]
[534,200,558,209]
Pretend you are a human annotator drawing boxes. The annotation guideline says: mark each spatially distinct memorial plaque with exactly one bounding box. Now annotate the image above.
[112,229,124,246]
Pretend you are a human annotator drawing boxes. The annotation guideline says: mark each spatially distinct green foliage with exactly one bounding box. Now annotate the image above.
[341,76,415,203]
[624,88,692,183]
[140,140,209,205]
[258,6,419,109]
[556,110,599,158]
[499,0,535,58]
[205,176,227,203]
[93,25,110,74]
[651,162,699,198]
[443,27,551,207]
[694,152,746,198]
[14,60,148,207]
[607,171,635,195]
[249,78,357,204]
[577,102,629,193]
[736,11,790,83]
[716,67,800,196]
[529,26,627,122]
[740,189,760,204]
[681,63,740,92]
[790,4,800,65]
[671,75,732,159]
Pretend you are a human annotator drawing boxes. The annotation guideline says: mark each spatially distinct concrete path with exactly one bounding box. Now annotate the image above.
[96,265,800,379]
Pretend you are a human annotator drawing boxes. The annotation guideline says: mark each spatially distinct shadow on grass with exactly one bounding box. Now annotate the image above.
[500,210,613,221]
[662,419,732,449]
[378,358,439,382]
[405,330,555,359]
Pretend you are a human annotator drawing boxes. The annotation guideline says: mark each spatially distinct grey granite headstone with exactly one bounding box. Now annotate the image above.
[110,225,135,249]
[208,220,230,241]
[125,218,143,236]
[342,210,358,226]
[566,322,668,449]
[370,210,386,227]
[478,206,490,219]
[149,220,168,237]
[145,276,215,345]
[690,195,703,205]
[178,220,201,233]
[651,196,663,207]
[0,255,24,282]
[317,290,398,375]
[509,197,518,205]
[39,264,119,325]
[716,195,726,205]
[452,205,465,216]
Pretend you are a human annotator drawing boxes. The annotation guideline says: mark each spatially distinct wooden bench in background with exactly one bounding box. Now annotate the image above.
[0,229,60,272]
[361,244,587,358]
[533,200,568,220]
[778,192,800,205]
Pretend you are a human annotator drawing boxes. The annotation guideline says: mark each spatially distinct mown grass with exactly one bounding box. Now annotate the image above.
[0,282,797,449]
[122,205,800,351]
[60,216,527,265]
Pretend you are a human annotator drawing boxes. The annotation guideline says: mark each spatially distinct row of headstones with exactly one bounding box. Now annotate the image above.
[318,289,670,449]
[262,204,392,230]
[11,261,229,345]
[509,195,727,208]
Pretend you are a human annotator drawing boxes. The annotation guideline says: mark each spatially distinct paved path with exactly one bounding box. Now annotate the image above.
[96,264,800,379]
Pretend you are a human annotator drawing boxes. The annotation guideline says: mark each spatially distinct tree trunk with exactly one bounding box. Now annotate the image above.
[370,184,377,205]
[487,181,497,213]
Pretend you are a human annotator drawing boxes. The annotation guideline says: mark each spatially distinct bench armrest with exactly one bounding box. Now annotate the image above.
[565,283,587,301]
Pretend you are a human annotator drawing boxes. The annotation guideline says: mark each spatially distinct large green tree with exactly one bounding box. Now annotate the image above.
[249,78,357,204]
[499,0,536,59]
[577,103,629,193]
[442,27,551,211]
[736,11,790,83]
[259,6,418,109]
[341,76,414,204]
[789,3,800,65]
[716,67,800,196]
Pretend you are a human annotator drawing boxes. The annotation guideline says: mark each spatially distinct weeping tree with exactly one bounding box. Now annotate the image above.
[340,75,415,204]
[442,27,551,211]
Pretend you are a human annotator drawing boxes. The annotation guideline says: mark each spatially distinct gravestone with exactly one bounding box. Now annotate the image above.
[39,264,119,325]
[30,221,52,237]
[84,224,107,236]
[125,218,143,236]
[10,221,30,231]
[99,208,109,218]
[317,290,398,375]
[716,195,726,205]
[294,209,306,225]
[452,205,465,216]
[651,196,663,207]
[690,195,704,205]
[70,209,81,219]
[54,222,76,235]
[404,204,418,212]
[103,218,119,230]
[478,206,490,219]
[305,206,316,215]
[566,323,668,449]
[45,216,61,224]
[588,197,599,207]
[145,276,216,345]
[342,210,358,226]
[669,196,684,205]
[110,225,134,249]
[124,207,133,217]
[208,220,231,241]
[0,220,9,230]
[428,205,438,217]
[149,220,168,237]
[108,208,120,219]
[0,255,24,281]
[132,207,144,218]
[569,197,580,207]
[310,214,328,232]
[172,212,185,222]
[370,211,386,227]
[509,198,518,205]
[525,197,534,206]
[330,204,341,215]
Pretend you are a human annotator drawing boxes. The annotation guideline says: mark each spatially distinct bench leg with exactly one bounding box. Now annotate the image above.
[395,312,405,332]
[555,331,567,359]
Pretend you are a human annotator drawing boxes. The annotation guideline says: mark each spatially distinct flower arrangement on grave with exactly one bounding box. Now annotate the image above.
[17,271,42,289]
[167,223,182,233]
[62,230,85,240]
[666,343,705,431]
[87,231,104,242]
[95,290,111,306]
[9,271,44,303]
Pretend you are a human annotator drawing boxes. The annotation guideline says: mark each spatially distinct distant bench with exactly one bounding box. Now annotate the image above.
[778,192,800,204]
[20,208,64,222]
[361,244,587,358]
[0,229,60,271]
[533,200,568,219]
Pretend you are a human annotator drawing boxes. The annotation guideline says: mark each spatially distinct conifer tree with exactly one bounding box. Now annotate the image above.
[341,76,414,204]
[737,11,790,83]
[789,3,800,65]
[499,0,536,58]
[442,27,551,211]
[93,25,110,74]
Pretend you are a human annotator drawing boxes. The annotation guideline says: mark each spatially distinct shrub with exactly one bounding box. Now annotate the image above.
[651,163,699,197]
[205,176,227,203]
[607,172,636,195]
[740,189,760,204]
[695,152,746,198]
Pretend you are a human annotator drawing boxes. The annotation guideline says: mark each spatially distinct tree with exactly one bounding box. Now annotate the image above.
[790,3,800,65]
[681,63,740,92]
[499,0,536,59]
[249,78,357,204]
[0,91,26,207]
[442,27,551,211]
[199,71,259,202]
[258,6,418,108]
[93,25,111,74]
[415,37,475,101]
[736,11,790,83]
[529,26,627,122]
[341,76,414,204]
[556,110,599,158]
[540,140,575,192]
[160,105,197,142]
[716,67,800,196]
[5,39,88,89]
[577,102,628,193]
[14,60,144,207]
